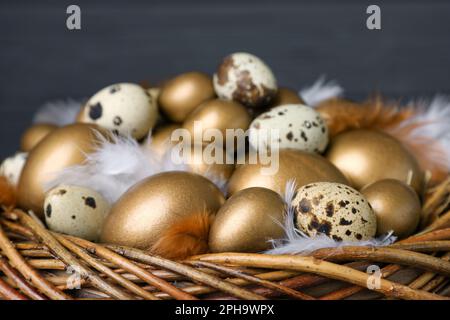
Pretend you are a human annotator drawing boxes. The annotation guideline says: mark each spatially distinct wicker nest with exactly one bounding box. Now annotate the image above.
[0,178,449,300]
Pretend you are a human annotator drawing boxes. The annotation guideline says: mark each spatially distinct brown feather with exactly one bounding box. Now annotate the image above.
[0,176,17,207]
[149,211,214,260]
[317,97,448,184]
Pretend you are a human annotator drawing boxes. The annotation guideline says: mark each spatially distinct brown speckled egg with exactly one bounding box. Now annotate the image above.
[78,83,158,139]
[292,182,376,241]
[213,52,277,108]
[44,185,110,241]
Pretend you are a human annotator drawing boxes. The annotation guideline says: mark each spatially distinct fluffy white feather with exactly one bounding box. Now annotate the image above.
[33,98,83,126]
[299,76,344,107]
[403,95,450,170]
[46,132,228,203]
[266,181,396,255]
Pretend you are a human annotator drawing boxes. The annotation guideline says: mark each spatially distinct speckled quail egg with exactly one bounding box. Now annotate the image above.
[292,182,377,241]
[0,152,28,187]
[78,83,158,139]
[213,52,278,108]
[44,185,110,241]
[248,104,328,153]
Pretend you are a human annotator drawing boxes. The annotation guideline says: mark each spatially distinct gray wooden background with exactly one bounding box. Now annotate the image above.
[1,0,450,159]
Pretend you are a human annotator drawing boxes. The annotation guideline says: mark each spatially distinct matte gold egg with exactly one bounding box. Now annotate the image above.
[17,123,107,218]
[271,87,304,107]
[361,179,421,238]
[227,149,348,196]
[326,129,424,195]
[182,99,251,145]
[209,187,285,253]
[158,72,216,122]
[100,171,225,250]
[20,124,58,152]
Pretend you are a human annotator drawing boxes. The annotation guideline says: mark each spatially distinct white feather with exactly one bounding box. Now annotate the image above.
[299,76,344,107]
[33,99,83,126]
[46,132,227,203]
[401,95,450,170]
[266,181,396,255]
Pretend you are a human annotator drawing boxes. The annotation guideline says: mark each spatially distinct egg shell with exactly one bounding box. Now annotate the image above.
[0,152,28,187]
[17,123,108,217]
[213,52,277,108]
[78,83,158,139]
[44,185,110,241]
[20,124,57,152]
[361,179,421,238]
[249,104,328,153]
[209,187,286,253]
[158,72,216,123]
[100,171,225,250]
[292,182,376,241]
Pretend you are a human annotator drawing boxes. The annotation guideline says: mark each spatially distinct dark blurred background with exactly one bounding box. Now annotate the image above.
[1,0,450,159]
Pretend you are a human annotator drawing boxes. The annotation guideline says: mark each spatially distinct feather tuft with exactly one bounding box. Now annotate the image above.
[33,99,83,126]
[316,95,450,183]
[266,181,397,255]
[46,133,227,203]
[0,176,17,207]
[150,211,214,260]
[300,76,344,107]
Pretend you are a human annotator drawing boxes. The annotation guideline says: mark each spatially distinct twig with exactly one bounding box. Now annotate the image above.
[55,234,159,300]
[0,255,46,300]
[310,246,450,277]
[62,235,198,300]
[106,244,268,300]
[189,261,315,300]
[13,209,132,300]
[192,253,447,300]
[0,276,28,300]
[0,224,69,299]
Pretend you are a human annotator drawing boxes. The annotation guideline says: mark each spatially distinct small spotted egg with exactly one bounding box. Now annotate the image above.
[0,152,28,187]
[213,52,277,108]
[248,104,328,153]
[292,182,376,241]
[78,83,158,140]
[44,185,110,241]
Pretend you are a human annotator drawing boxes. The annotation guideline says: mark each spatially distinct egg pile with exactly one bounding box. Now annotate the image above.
[0,52,427,258]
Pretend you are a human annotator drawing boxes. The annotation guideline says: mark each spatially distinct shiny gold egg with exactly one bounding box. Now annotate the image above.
[209,187,286,253]
[100,171,225,250]
[326,129,424,195]
[361,179,421,238]
[271,87,304,107]
[182,99,251,145]
[17,123,107,218]
[20,124,58,152]
[227,149,348,196]
[148,124,181,158]
[158,72,216,122]
[170,143,235,185]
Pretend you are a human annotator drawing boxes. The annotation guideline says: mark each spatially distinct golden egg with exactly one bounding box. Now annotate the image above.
[182,99,251,145]
[209,187,286,253]
[17,123,107,218]
[326,129,424,195]
[227,149,348,196]
[361,179,421,238]
[170,143,235,185]
[158,72,216,122]
[100,171,225,250]
[271,87,304,107]
[20,124,58,152]
[148,124,181,158]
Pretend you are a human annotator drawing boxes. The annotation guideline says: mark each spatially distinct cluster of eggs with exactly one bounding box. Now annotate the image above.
[0,52,424,256]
